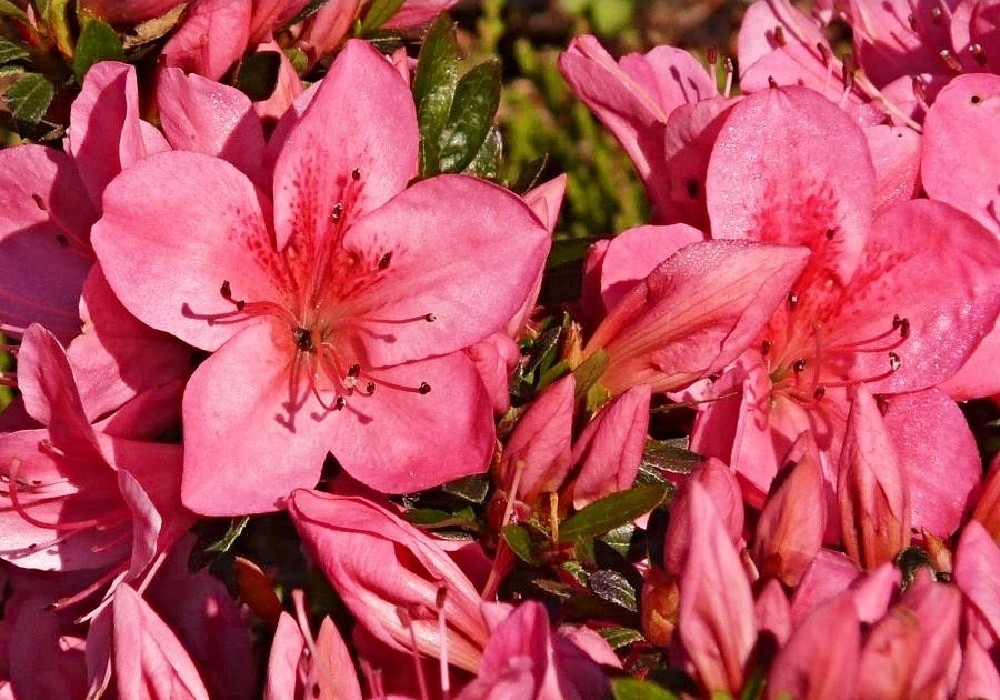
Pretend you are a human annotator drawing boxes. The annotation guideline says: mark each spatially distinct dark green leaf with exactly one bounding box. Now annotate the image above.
[4,73,53,124]
[642,439,701,476]
[590,569,637,612]
[560,559,589,586]
[559,483,668,542]
[44,0,73,57]
[0,39,29,64]
[288,0,331,25]
[412,14,459,177]
[463,125,502,180]
[611,678,681,700]
[512,154,549,193]
[438,58,501,173]
[502,523,536,564]
[73,16,124,82]
[358,0,405,35]
[546,237,598,268]
[405,507,478,531]
[599,626,644,650]
[205,516,250,553]
[442,474,490,503]
[601,523,635,557]
[233,50,281,102]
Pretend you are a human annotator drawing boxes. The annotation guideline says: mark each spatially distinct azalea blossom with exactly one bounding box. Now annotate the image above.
[93,40,550,515]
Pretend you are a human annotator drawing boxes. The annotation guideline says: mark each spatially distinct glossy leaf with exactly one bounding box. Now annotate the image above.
[358,0,405,35]
[503,523,537,564]
[0,38,29,64]
[439,58,502,173]
[590,569,638,612]
[464,126,502,180]
[560,483,668,542]
[612,678,680,700]
[413,14,459,176]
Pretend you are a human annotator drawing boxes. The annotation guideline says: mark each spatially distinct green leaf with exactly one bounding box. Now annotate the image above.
[438,58,501,173]
[412,14,459,177]
[442,474,490,503]
[405,507,479,531]
[599,626,644,650]
[233,50,281,101]
[572,348,608,399]
[204,516,250,553]
[642,439,701,476]
[559,483,668,542]
[502,523,536,564]
[358,0,405,35]
[463,125,502,180]
[612,679,681,700]
[4,73,54,124]
[73,16,124,82]
[44,0,73,57]
[0,0,28,21]
[590,569,638,612]
[0,38,29,64]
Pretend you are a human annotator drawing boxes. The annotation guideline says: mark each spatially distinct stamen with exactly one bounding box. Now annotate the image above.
[351,168,362,181]
[220,280,244,311]
[939,49,962,72]
[792,359,807,373]
[330,202,343,223]
[769,75,779,89]
[968,43,987,65]
[723,58,734,98]
[398,608,430,700]
[773,25,786,47]
[437,586,451,700]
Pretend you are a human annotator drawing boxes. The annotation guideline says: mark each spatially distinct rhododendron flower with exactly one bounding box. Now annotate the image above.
[93,41,549,514]
[0,325,189,581]
[687,86,1000,533]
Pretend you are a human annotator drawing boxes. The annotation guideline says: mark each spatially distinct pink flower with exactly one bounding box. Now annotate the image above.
[93,41,549,514]
[689,86,1000,534]
[0,325,189,581]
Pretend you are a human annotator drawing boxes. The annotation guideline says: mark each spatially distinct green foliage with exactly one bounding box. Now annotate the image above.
[611,678,682,700]
[559,483,669,542]
[358,0,405,35]
[73,15,124,81]
[4,72,54,124]
[233,50,282,102]
[560,0,636,36]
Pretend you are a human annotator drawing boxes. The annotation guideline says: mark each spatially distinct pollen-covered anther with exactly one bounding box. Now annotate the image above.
[330,202,343,222]
[788,291,799,308]
[968,43,988,65]
[891,314,911,339]
[812,386,826,400]
[351,167,361,181]
[888,351,902,372]
[419,382,431,394]
[792,359,807,373]
[760,338,772,356]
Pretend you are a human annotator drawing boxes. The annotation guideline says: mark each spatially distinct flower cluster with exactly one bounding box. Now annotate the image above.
[0,0,998,697]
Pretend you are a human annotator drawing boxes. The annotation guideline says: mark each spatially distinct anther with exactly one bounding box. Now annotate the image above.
[812,386,826,400]
[841,54,855,89]
[773,25,786,47]
[929,5,942,23]
[707,45,718,65]
[939,49,962,72]
[891,315,911,339]
[760,339,771,356]
[293,327,314,353]
[378,252,392,270]
[335,397,346,411]
[971,94,982,105]
[825,228,835,240]
[418,382,431,394]
[366,381,376,394]
[769,75,779,89]
[817,42,830,65]
[330,202,343,222]
[351,168,361,181]
[424,313,436,322]
[347,363,361,379]
[220,280,245,311]
[889,352,901,371]
[788,292,799,307]
[31,193,46,210]
[792,359,807,373]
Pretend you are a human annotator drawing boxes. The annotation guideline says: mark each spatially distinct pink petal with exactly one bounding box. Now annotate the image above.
[922,73,1000,235]
[68,62,169,208]
[112,583,210,700]
[789,548,860,626]
[67,267,193,423]
[179,321,327,515]
[954,521,1000,640]
[161,0,251,80]
[297,1,361,62]
[92,151,280,352]
[829,200,1000,394]
[382,0,460,29]
[597,223,703,313]
[754,450,825,588]
[501,375,574,502]
[957,630,1000,700]
[677,483,755,694]
[522,173,567,234]
[754,579,791,647]
[589,240,809,395]
[251,41,304,122]
[263,612,305,699]
[857,606,921,698]
[341,175,550,367]
[328,352,496,494]
[973,453,1000,543]
[767,594,861,700]
[0,145,94,341]
[248,0,309,43]
[837,385,911,569]
[897,572,963,697]
[272,39,417,250]
[157,67,266,185]
[865,123,921,213]
[465,601,548,697]
[17,325,100,460]
[707,86,874,294]
[464,332,519,415]
[288,490,490,672]
[941,320,1000,400]
[881,389,980,537]
[570,384,651,508]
